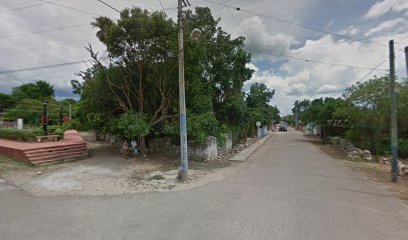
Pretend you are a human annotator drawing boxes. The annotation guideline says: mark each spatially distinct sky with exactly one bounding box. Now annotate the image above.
[0,0,407,115]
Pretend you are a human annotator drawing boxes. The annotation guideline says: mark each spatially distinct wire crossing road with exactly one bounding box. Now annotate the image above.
[1,129,408,239]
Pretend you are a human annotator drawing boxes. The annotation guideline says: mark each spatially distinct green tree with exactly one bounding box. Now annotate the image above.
[246,83,276,125]
[0,93,15,112]
[335,77,391,153]
[76,6,259,151]
[12,80,54,101]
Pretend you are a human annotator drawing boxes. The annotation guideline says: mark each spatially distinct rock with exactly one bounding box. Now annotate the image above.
[398,161,408,176]
[362,150,373,161]
[380,156,389,164]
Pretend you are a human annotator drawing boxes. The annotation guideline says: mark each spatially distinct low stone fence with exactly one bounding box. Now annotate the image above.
[148,132,244,161]
[327,136,373,161]
[149,136,219,161]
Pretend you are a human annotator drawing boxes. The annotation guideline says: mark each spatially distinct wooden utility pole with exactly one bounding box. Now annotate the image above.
[389,40,398,183]
[177,0,189,181]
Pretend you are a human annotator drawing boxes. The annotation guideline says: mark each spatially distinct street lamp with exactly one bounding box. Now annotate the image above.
[177,0,201,181]
[189,28,201,40]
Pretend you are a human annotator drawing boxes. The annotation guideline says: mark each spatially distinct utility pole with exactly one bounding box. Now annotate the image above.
[404,46,408,79]
[389,40,398,183]
[177,0,189,181]
[294,100,299,129]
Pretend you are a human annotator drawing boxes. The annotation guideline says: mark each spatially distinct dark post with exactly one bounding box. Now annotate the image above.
[389,40,398,183]
[60,105,63,127]
[42,99,48,135]
[34,112,38,126]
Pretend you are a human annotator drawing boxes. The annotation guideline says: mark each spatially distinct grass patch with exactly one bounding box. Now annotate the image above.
[148,174,165,181]
[0,154,31,176]
[129,170,145,181]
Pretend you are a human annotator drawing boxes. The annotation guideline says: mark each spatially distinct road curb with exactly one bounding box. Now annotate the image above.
[229,133,273,162]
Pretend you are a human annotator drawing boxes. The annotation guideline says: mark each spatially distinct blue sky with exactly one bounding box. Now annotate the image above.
[0,0,407,114]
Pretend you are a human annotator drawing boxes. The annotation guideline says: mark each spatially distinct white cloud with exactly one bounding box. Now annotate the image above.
[241,16,296,59]
[338,25,359,36]
[365,18,404,36]
[364,0,408,20]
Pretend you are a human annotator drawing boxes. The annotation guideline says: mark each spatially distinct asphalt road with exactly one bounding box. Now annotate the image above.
[1,129,408,240]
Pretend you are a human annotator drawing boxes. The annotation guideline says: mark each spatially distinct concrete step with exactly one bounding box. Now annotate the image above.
[24,146,87,157]
[28,150,88,161]
[23,143,86,154]
[29,154,88,165]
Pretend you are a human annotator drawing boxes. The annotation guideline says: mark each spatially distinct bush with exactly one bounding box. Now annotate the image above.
[61,119,83,131]
[53,128,64,139]
[111,112,150,141]
[399,138,408,159]
[0,128,43,142]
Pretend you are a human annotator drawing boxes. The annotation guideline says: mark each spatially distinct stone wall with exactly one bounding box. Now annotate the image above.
[327,136,373,161]
[149,136,220,161]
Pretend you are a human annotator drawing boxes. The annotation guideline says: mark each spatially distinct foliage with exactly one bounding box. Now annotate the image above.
[53,128,64,139]
[61,119,82,131]
[164,112,221,144]
[75,6,263,149]
[297,76,408,157]
[0,128,43,142]
[11,80,54,101]
[4,98,70,126]
[399,139,408,159]
[0,93,15,112]
[111,112,150,141]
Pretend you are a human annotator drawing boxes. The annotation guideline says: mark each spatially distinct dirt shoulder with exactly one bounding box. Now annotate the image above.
[0,143,238,197]
[307,135,408,204]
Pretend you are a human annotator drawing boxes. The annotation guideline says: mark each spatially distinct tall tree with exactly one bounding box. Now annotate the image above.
[12,80,54,101]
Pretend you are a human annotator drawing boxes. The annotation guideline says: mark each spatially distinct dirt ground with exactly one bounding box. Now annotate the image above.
[307,136,408,204]
[0,143,235,196]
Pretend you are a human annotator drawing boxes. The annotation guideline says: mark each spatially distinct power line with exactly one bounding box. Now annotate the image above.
[204,0,388,48]
[0,23,89,40]
[37,0,101,16]
[355,60,387,84]
[0,2,43,13]
[209,1,388,72]
[220,0,250,38]
[158,0,168,14]
[96,0,121,13]
[0,36,388,76]
[250,49,389,72]
[0,59,96,75]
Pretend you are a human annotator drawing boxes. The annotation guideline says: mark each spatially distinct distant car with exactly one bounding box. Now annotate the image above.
[279,125,287,132]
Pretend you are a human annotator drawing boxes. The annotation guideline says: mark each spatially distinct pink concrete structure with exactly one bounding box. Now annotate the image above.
[0,130,88,165]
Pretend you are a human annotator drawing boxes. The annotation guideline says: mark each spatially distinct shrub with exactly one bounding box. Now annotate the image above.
[53,128,64,139]
[0,128,42,142]
[61,119,83,131]
[111,112,150,141]
[399,138,408,159]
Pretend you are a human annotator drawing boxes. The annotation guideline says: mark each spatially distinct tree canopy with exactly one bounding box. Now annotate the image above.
[73,6,279,149]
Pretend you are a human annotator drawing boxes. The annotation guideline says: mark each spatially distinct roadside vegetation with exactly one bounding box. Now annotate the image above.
[0,7,280,153]
[287,76,408,158]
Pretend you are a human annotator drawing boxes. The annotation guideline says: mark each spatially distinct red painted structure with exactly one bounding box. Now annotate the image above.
[0,130,88,165]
